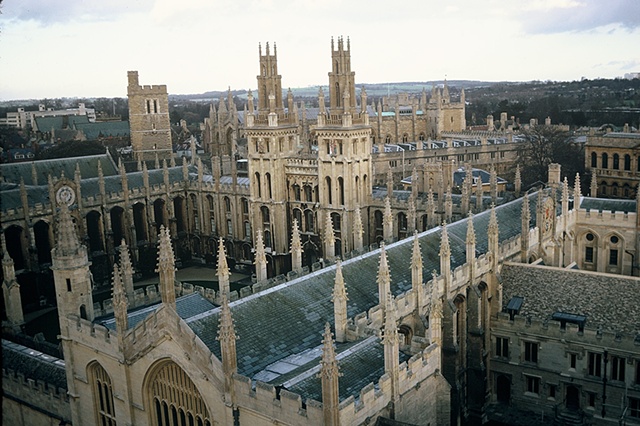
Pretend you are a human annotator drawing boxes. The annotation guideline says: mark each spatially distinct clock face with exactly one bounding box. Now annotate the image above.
[56,185,76,206]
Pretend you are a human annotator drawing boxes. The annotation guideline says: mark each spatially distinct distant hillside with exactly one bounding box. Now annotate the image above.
[168,80,502,102]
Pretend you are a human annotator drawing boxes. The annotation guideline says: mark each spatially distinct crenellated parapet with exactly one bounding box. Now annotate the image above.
[2,367,71,422]
[493,311,640,353]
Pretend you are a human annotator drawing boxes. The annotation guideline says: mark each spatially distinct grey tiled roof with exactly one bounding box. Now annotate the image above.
[579,196,636,214]
[0,156,194,210]
[185,193,538,385]
[75,121,130,140]
[287,337,410,402]
[500,263,640,334]
[2,339,67,390]
[0,153,118,186]
[99,292,216,331]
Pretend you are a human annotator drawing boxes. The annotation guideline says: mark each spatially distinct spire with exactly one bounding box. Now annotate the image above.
[31,161,38,185]
[333,261,348,343]
[319,323,340,426]
[377,243,391,309]
[55,203,80,257]
[386,167,394,196]
[573,173,582,209]
[514,164,522,197]
[521,194,530,263]
[490,165,498,204]
[112,263,129,335]
[475,170,484,213]
[324,213,336,260]
[353,205,364,251]
[439,223,451,291]
[156,225,176,308]
[182,156,189,181]
[590,171,598,197]
[466,213,476,265]
[445,189,453,222]
[382,292,400,406]
[407,195,416,234]
[410,231,423,312]
[562,177,570,218]
[119,239,135,301]
[2,238,24,325]
[427,189,436,228]
[488,204,500,269]
[383,197,393,243]
[217,238,230,299]
[411,166,418,199]
[217,294,238,397]
[290,218,303,273]
[254,230,268,282]
[429,271,443,345]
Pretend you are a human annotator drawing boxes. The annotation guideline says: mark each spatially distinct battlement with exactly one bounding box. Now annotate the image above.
[2,367,71,422]
[494,312,640,351]
[232,374,323,423]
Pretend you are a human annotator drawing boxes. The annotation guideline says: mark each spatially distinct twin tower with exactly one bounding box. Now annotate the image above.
[245,37,374,273]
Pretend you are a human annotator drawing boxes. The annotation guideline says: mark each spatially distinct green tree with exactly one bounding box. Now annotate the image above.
[516,126,584,187]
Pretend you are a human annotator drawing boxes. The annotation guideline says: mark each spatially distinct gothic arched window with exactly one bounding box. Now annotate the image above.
[147,361,211,426]
[90,362,116,426]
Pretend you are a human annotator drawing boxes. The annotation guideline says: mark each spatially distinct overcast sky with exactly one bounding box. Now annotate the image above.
[1,0,639,100]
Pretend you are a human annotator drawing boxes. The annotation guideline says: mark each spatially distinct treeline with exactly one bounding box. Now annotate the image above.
[465,78,640,129]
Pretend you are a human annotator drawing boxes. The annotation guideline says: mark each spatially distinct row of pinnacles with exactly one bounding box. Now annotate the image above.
[51,195,450,424]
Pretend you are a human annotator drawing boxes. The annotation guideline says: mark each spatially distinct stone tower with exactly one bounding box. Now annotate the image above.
[246,42,300,275]
[51,203,94,323]
[316,37,372,258]
[127,71,173,162]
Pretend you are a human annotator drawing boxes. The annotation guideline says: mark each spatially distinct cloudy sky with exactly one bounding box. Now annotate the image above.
[1,0,639,100]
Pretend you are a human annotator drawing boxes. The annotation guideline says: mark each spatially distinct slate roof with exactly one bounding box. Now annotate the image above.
[0,156,195,211]
[579,196,636,214]
[2,339,67,390]
[0,153,118,186]
[183,193,540,400]
[75,121,130,140]
[34,115,90,132]
[287,337,410,402]
[99,293,216,331]
[500,263,640,334]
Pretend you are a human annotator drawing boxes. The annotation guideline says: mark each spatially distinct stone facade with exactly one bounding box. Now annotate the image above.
[128,71,173,162]
[585,130,640,198]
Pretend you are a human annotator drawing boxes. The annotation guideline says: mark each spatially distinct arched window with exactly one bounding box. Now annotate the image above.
[583,232,597,270]
[147,361,211,426]
[90,363,116,426]
[325,176,332,205]
[261,206,270,224]
[613,153,620,170]
[331,212,341,232]
[602,153,608,169]
[264,230,272,248]
[385,135,391,143]
[292,184,301,201]
[397,212,408,240]
[402,134,408,143]
[224,197,231,212]
[304,185,313,202]
[624,154,631,171]
[265,173,272,199]
[255,172,262,198]
[304,210,315,233]
[293,208,302,227]
[591,152,597,168]
[338,177,345,205]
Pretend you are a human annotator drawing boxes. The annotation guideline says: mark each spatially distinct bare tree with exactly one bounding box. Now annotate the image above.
[516,126,584,187]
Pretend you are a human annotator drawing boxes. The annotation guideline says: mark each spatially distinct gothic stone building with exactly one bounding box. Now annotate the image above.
[3,163,640,425]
